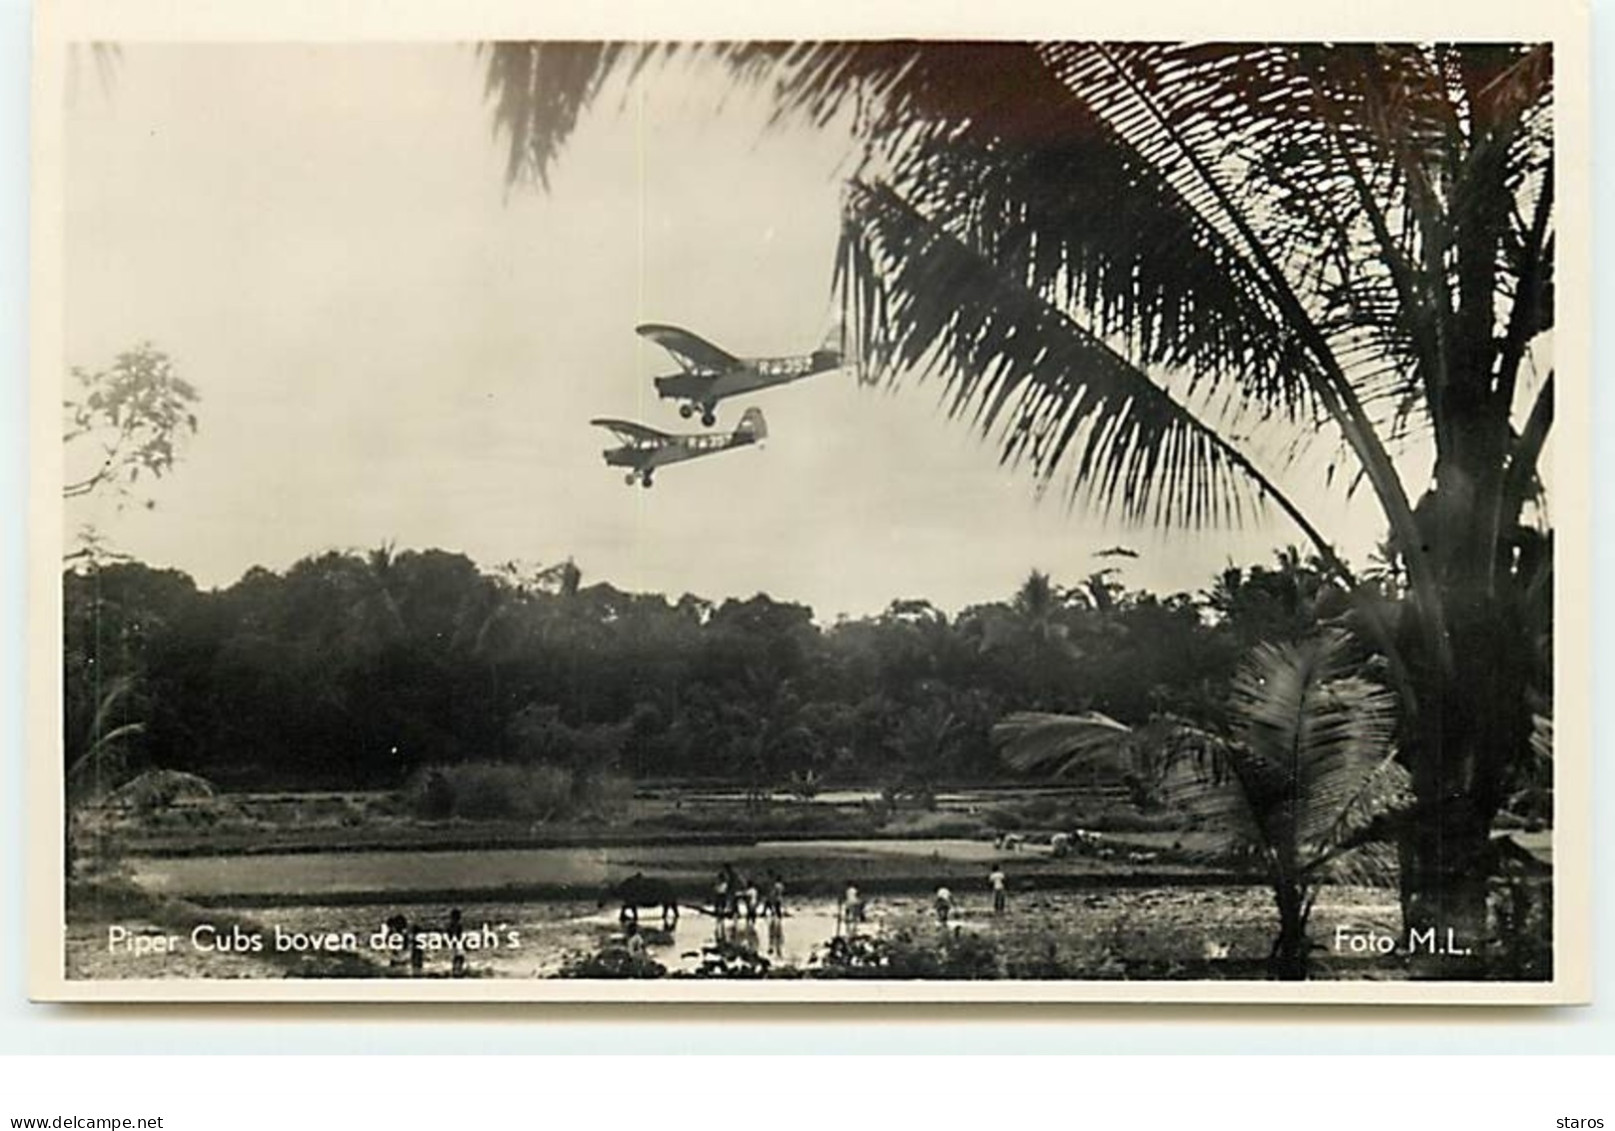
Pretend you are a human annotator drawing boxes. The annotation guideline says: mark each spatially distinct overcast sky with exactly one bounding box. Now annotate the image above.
[64,44,1401,619]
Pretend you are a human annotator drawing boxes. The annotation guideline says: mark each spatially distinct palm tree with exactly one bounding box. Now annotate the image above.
[998,630,1407,979]
[974,570,1081,690]
[480,42,1554,962]
[65,673,146,806]
[344,541,407,654]
[64,674,147,880]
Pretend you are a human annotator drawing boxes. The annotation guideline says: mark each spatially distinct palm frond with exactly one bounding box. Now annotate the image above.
[992,710,1135,779]
[483,42,1107,190]
[837,180,1338,541]
[875,123,1317,427]
[1227,630,1401,850]
[66,673,148,804]
[66,723,145,804]
[479,42,636,189]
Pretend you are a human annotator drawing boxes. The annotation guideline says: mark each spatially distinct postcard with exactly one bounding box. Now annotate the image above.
[28,0,1591,1003]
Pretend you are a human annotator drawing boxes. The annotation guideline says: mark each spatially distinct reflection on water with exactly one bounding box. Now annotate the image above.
[700,911,808,970]
[432,899,886,976]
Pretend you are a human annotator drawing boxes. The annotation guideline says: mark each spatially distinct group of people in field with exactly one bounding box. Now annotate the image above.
[712,864,786,924]
[627,856,1021,959]
[708,864,788,958]
[830,862,1013,937]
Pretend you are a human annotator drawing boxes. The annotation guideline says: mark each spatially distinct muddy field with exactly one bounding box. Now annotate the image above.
[66,883,1405,981]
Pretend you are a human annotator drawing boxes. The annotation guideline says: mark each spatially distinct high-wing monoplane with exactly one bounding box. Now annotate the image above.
[638,323,843,425]
[590,407,768,488]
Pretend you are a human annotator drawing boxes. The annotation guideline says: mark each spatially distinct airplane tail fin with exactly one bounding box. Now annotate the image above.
[818,320,845,357]
[813,319,848,367]
[813,317,864,373]
[735,407,768,443]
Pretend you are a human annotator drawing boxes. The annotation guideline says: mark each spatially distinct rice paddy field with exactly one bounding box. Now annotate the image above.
[67,836,1407,980]
[66,788,1546,981]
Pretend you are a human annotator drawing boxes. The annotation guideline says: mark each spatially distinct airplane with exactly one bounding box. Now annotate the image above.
[637,323,844,425]
[590,407,768,488]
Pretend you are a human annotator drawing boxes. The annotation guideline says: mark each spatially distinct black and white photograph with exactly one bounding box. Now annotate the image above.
[32,6,1589,1001]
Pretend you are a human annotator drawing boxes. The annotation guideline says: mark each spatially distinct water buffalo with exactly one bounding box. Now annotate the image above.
[601,872,680,930]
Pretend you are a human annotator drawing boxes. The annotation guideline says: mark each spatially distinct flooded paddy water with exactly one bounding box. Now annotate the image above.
[127,839,1013,903]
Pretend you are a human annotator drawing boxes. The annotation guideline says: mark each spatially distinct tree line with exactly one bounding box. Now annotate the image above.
[63,545,1368,796]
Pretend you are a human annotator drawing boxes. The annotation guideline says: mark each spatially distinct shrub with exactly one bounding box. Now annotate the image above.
[522,763,576,820]
[980,807,1024,832]
[411,769,456,820]
[405,762,578,822]
[1086,805,1191,833]
[811,925,1003,980]
[450,764,532,820]
[683,940,773,979]
[579,771,634,818]
[1004,937,1129,979]
[1018,795,1062,823]
[881,811,989,838]
[556,943,666,979]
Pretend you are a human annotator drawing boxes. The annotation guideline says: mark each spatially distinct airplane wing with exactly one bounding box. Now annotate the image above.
[636,324,741,373]
[590,418,672,444]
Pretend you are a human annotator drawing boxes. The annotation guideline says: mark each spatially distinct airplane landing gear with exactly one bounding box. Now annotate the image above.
[701,408,716,427]
[640,473,654,488]
[679,403,694,419]
[624,473,638,486]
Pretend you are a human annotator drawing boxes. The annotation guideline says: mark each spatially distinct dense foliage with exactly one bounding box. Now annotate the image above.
[62,547,1343,794]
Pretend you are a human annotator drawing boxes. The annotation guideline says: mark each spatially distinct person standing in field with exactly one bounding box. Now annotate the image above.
[988,864,1008,915]
[624,919,649,971]
[765,872,785,920]
[743,877,760,925]
[839,882,864,933]
[934,885,954,927]
[713,869,731,921]
[384,914,410,969]
[447,907,466,978]
[408,918,425,975]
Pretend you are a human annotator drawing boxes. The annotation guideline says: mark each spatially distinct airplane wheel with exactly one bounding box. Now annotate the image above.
[701,410,716,427]
[624,473,637,486]
[640,474,654,488]
[679,403,694,419]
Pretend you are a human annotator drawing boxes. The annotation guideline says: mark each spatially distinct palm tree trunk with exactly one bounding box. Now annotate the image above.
[1268,880,1310,981]
[1400,577,1531,977]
